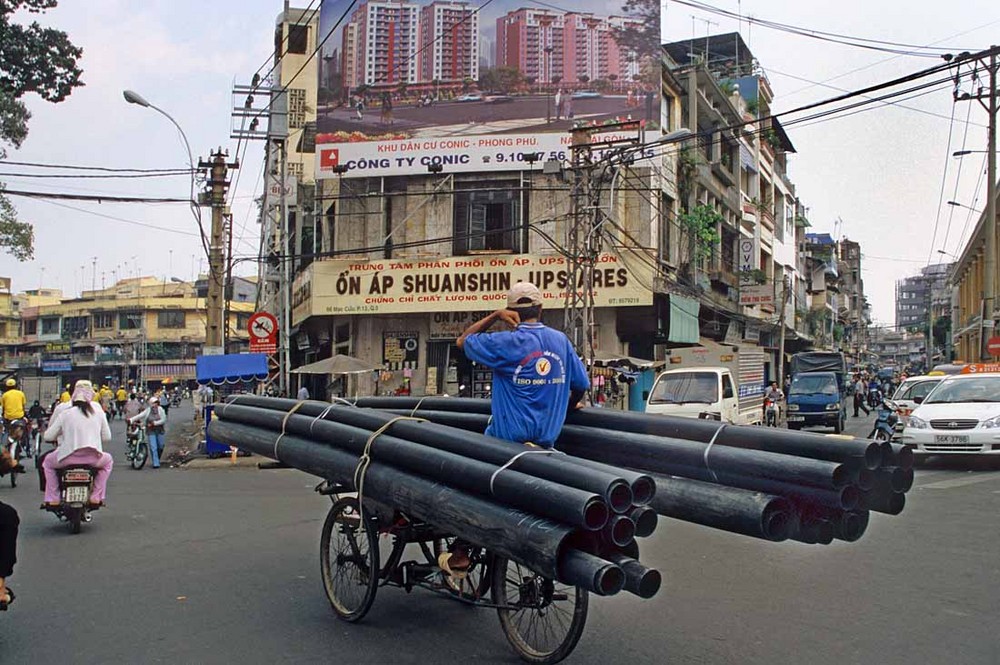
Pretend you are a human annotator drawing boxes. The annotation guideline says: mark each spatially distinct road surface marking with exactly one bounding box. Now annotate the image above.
[919,474,1000,489]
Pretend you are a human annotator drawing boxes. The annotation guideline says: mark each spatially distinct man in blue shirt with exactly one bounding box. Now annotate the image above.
[439,283,589,579]
[457,281,590,447]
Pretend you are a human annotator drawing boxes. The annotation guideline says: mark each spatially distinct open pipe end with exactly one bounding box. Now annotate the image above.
[840,485,862,511]
[583,499,610,532]
[815,519,835,545]
[633,568,662,599]
[895,467,915,493]
[629,476,656,507]
[894,445,915,471]
[863,443,884,471]
[630,506,658,538]
[831,464,851,488]
[838,510,870,542]
[855,468,875,491]
[607,481,634,514]
[605,515,636,548]
[595,564,626,597]
[763,509,795,542]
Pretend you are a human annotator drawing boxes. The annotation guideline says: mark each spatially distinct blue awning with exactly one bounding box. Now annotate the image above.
[196,353,269,386]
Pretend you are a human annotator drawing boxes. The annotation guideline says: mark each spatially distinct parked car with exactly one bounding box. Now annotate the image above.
[899,373,1000,456]
[483,94,513,104]
[571,90,602,99]
[455,93,482,102]
[891,375,943,423]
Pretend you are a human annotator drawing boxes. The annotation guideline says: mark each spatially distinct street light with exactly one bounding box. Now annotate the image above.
[947,200,983,213]
[122,89,204,248]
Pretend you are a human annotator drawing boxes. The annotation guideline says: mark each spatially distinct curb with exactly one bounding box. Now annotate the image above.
[179,456,263,470]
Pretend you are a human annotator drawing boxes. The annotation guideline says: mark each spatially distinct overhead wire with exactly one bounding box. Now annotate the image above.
[670,0,965,57]
[28,198,201,237]
[0,160,195,173]
[937,100,975,257]
[924,100,959,267]
[0,171,193,179]
[0,189,191,203]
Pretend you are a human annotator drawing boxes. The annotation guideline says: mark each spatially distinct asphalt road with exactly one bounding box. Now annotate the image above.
[1,403,998,663]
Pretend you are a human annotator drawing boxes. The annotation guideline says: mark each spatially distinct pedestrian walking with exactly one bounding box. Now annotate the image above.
[355,96,365,121]
[554,89,563,120]
[129,396,166,469]
[852,375,870,417]
[563,93,573,119]
[380,92,393,125]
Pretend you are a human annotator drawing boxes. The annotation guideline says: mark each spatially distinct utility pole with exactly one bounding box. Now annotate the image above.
[199,149,239,353]
[777,274,790,384]
[954,46,999,360]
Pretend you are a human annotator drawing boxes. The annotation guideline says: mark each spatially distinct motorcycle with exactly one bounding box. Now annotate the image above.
[27,416,46,464]
[763,398,780,427]
[2,419,27,487]
[125,420,148,470]
[42,466,101,534]
[869,398,900,443]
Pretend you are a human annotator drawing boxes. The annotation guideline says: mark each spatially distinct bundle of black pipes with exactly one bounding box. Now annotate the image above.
[208,397,663,599]
[348,397,913,545]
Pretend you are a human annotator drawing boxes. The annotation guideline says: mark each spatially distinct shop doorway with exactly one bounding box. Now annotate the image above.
[427,341,490,397]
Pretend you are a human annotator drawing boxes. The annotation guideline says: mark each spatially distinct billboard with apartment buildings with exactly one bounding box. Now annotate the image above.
[315,0,660,177]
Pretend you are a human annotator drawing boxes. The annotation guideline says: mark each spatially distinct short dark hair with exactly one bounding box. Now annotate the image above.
[516,305,541,321]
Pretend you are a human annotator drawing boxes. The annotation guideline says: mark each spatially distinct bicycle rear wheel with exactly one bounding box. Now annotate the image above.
[320,497,379,622]
[491,556,588,664]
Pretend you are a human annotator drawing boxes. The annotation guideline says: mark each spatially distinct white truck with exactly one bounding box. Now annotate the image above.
[644,342,766,425]
[19,376,61,409]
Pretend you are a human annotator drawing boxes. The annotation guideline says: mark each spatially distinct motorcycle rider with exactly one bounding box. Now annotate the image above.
[763,380,784,425]
[41,380,113,509]
[128,396,166,469]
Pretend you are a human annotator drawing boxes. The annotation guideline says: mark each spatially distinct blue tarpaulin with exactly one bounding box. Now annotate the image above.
[196,353,269,386]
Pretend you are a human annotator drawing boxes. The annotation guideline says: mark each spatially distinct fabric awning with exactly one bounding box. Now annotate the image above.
[739,145,757,173]
[146,363,196,380]
[195,353,269,385]
[291,354,378,375]
[668,295,700,344]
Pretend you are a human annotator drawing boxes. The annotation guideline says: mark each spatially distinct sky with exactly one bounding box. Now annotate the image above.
[2,0,999,327]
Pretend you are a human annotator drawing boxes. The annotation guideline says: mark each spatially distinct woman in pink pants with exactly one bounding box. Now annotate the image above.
[41,381,113,507]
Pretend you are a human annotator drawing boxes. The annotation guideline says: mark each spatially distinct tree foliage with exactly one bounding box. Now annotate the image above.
[679,204,722,259]
[612,0,659,62]
[0,0,83,261]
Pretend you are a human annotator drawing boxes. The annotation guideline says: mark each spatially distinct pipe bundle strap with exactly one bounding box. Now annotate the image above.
[354,415,427,517]
[703,423,727,483]
[274,400,309,459]
[488,447,564,495]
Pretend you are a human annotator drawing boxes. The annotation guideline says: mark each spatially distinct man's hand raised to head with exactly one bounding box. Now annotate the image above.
[495,308,521,329]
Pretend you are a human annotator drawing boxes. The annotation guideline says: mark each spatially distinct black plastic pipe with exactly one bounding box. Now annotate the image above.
[373,408,859,494]
[557,550,625,597]
[649,476,796,542]
[877,466,914,493]
[606,553,662,599]
[860,486,906,515]
[207,419,623,595]
[792,515,834,545]
[225,397,638,512]
[215,403,609,531]
[602,514,636,548]
[629,506,658,538]
[353,396,883,470]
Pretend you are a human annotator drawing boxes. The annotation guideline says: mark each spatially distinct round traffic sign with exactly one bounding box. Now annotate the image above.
[988,336,1000,357]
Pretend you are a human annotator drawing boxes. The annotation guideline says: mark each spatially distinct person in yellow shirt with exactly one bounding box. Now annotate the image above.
[115,386,127,421]
[2,378,27,434]
[60,384,71,403]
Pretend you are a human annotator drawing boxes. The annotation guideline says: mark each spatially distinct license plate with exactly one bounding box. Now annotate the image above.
[64,470,91,483]
[64,485,89,504]
[934,435,970,444]
[787,416,804,422]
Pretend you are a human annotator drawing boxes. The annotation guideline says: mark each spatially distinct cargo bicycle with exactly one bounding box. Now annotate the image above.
[316,479,589,664]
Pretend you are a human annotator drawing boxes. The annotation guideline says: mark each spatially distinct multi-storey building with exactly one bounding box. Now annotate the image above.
[0,277,255,388]
[870,328,925,371]
[496,9,565,84]
[837,238,871,365]
[419,2,478,84]
[664,32,810,380]
[342,1,422,89]
[896,263,952,333]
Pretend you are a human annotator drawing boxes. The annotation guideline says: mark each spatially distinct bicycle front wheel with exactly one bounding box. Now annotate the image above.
[320,496,379,623]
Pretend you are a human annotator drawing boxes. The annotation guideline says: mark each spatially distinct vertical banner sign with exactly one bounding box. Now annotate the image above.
[247,312,279,354]
[383,331,419,371]
[739,237,757,285]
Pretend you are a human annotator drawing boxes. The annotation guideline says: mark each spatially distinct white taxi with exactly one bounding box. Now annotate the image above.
[900,373,1000,456]
[891,375,943,423]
